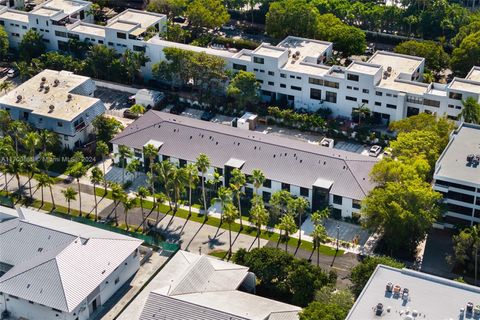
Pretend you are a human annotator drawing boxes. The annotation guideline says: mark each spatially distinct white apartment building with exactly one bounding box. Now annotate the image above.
[0,69,105,149]
[433,123,480,227]
[110,111,378,217]
[0,207,142,320]
[0,0,479,123]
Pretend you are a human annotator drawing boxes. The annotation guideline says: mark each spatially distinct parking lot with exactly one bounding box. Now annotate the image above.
[95,87,132,111]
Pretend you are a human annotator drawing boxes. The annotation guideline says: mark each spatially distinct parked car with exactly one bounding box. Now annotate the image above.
[201,111,215,121]
[221,24,235,31]
[383,147,393,158]
[172,16,186,23]
[369,145,382,157]
[0,67,9,77]
[7,68,18,78]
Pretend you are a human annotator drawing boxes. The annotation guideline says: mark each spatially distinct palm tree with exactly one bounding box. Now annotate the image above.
[35,173,52,207]
[461,97,480,124]
[214,186,233,223]
[126,158,141,181]
[96,141,110,192]
[184,163,198,218]
[311,224,328,267]
[276,214,297,253]
[0,138,14,192]
[39,151,54,173]
[90,167,104,221]
[137,186,150,232]
[230,168,246,229]
[23,160,38,199]
[9,120,28,155]
[23,131,40,160]
[62,187,77,214]
[288,197,309,243]
[154,160,174,209]
[0,81,12,94]
[121,195,135,231]
[168,166,188,216]
[143,143,158,195]
[352,104,371,126]
[249,195,269,248]
[0,109,11,136]
[196,153,210,221]
[129,104,146,117]
[311,207,329,226]
[110,182,124,226]
[7,157,23,197]
[67,162,87,216]
[38,129,59,153]
[223,203,238,260]
[251,169,265,196]
[117,145,133,184]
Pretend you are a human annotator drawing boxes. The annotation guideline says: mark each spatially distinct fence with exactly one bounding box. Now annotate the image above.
[50,211,180,252]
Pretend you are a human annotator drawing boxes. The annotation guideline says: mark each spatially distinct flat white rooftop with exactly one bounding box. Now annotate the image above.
[347,62,381,75]
[435,123,480,185]
[346,265,480,320]
[32,7,60,16]
[0,9,29,23]
[42,0,87,15]
[278,36,331,58]
[378,79,428,95]
[70,22,105,37]
[0,69,100,121]
[108,20,136,32]
[148,37,236,58]
[254,44,286,58]
[467,67,480,82]
[368,51,423,75]
[449,78,480,93]
[111,9,164,28]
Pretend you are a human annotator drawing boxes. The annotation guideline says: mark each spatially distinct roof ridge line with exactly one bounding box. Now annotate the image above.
[53,254,71,312]
[111,111,164,142]
[343,161,369,197]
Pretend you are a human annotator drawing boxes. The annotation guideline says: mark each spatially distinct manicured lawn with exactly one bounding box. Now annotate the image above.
[208,250,229,259]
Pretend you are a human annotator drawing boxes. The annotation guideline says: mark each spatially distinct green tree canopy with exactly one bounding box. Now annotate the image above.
[370,157,430,186]
[460,97,480,124]
[394,40,449,73]
[390,130,442,169]
[19,30,46,62]
[300,287,354,320]
[92,115,124,143]
[447,226,480,274]
[186,0,230,32]
[266,0,320,39]
[451,31,480,76]
[350,256,404,296]
[227,71,260,110]
[361,179,442,257]
[147,0,187,19]
[0,26,9,60]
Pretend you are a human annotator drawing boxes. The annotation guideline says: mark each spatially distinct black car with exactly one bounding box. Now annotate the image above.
[201,111,215,121]
[172,16,186,23]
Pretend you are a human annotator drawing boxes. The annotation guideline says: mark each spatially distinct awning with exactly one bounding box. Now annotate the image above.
[313,177,333,190]
[143,139,163,149]
[131,27,146,37]
[225,158,245,169]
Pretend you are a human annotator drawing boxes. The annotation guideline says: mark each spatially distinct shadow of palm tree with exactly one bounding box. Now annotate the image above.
[184,220,207,251]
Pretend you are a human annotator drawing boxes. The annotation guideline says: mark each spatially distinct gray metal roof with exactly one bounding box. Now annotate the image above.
[0,207,142,312]
[435,123,480,186]
[138,251,300,320]
[346,265,480,320]
[111,111,378,200]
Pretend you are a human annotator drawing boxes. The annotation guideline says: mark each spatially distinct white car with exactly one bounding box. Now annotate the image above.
[221,25,235,31]
[369,145,382,157]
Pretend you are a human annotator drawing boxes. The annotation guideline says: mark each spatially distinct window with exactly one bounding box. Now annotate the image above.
[448,115,458,120]
[22,25,27,30]
[263,191,271,203]
[375,91,383,96]
[114,277,120,284]
[55,31,67,38]
[455,105,462,110]
[290,75,295,79]
[423,99,440,108]
[133,45,146,52]
[353,87,359,91]
[108,42,114,46]
[324,80,339,89]
[449,92,463,100]
[280,83,286,88]
[253,68,258,72]
[407,96,422,104]
[362,99,368,104]
[386,93,392,97]
[268,81,274,86]
[310,88,322,100]
[99,40,104,44]
[347,86,352,90]
[280,73,286,78]
[0,21,3,26]
[257,79,263,84]
[179,159,187,167]
[448,203,473,216]
[375,101,381,106]
[291,86,301,91]
[352,199,361,209]
[263,179,271,188]
[117,32,127,39]
[281,183,290,191]
[296,76,301,80]
[448,191,474,204]
[253,57,264,64]
[333,195,342,205]
[309,77,323,86]
[300,187,309,197]
[362,89,369,94]
[448,104,455,109]
[233,63,246,71]
[346,96,357,102]
[326,91,337,103]
[68,33,79,40]
[260,69,265,73]
[57,122,63,127]
[347,74,359,81]
[268,71,274,76]
[386,104,397,109]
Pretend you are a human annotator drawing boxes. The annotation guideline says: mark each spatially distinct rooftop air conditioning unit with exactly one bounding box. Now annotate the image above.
[16,95,22,102]
[387,66,392,72]
[53,79,60,87]
[48,105,55,113]
[67,94,72,102]
[41,76,46,82]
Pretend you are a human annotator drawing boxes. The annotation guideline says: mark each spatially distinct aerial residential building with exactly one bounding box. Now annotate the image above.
[433,123,480,227]
[0,69,105,149]
[110,111,377,217]
[120,250,301,320]
[0,0,479,122]
[0,207,142,320]
[346,264,480,319]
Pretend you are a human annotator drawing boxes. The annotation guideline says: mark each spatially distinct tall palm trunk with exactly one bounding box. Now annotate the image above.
[93,183,98,221]
[67,200,71,214]
[40,186,44,206]
[49,185,56,209]
[188,184,192,218]
[28,174,33,199]
[202,174,207,221]
[298,212,302,243]
[237,194,243,229]
[16,175,20,195]
[102,156,107,193]
[3,171,8,192]
[285,232,289,253]
[125,209,129,231]
[228,224,232,260]
[77,179,82,217]
[257,224,261,248]
[316,241,320,267]
[140,199,145,231]
[114,200,118,226]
